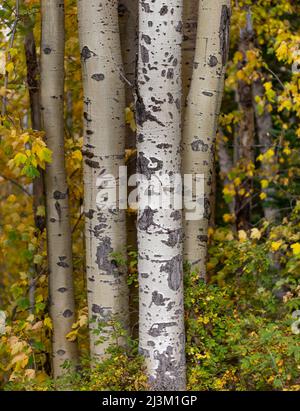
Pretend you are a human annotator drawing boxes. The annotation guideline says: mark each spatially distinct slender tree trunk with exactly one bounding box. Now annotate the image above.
[24,30,45,230]
[218,130,235,216]
[23,4,45,313]
[235,10,255,230]
[137,0,186,390]
[182,0,199,104]
[119,0,139,338]
[77,0,129,360]
[253,76,277,221]
[40,0,78,377]
[183,0,231,277]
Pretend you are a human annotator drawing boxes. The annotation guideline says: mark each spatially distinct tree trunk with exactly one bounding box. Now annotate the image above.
[23,5,46,313]
[182,0,199,104]
[119,0,139,338]
[183,0,231,277]
[77,0,129,360]
[235,10,255,230]
[253,76,277,221]
[40,0,78,377]
[137,0,186,390]
[218,130,235,216]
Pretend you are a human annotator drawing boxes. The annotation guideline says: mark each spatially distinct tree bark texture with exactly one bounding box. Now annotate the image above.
[182,0,231,277]
[41,0,78,377]
[137,0,186,391]
[77,0,129,360]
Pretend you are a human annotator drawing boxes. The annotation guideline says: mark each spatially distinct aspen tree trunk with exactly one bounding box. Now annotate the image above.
[183,0,231,276]
[77,0,129,360]
[40,0,78,377]
[119,0,138,250]
[23,4,45,312]
[119,1,139,337]
[137,0,186,390]
[182,0,199,103]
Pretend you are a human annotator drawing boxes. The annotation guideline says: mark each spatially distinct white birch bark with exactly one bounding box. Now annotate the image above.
[137,0,186,390]
[77,0,129,360]
[40,0,78,377]
[182,0,199,103]
[183,0,231,277]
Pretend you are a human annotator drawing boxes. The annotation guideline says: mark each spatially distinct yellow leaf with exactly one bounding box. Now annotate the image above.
[260,192,267,200]
[6,62,14,73]
[260,179,269,189]
[223,214,233,223]
[66,330,78,342]
[37,205,46,217]
[7,194,16,203]
[44,317,53,330]
[291,243,300,256]
[125,106,136,132]
[13,153,27,166]
[271,241,282,252]
[72,150,82,161]
[238,230,247,242]
[250,228,261,240]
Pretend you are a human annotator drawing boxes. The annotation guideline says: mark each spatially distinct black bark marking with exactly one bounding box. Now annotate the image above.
[91,73,105,81]
[135,92,165,127]
[91,304,112,320]
[82,150,94,159]
[138,207,157,231]
[63,309,73,318]
[56,349,66,356]
[58,287,67,293]
[53,190,67,200]
[141,1,153,13]
[142,34,151,45]
[160,255,183,291]
[156,143,171,149]
[43,47,51,55]
[148,322,177,338]
[191,139,209,152]
[202,91,213,97]
[141,45,149,64]
[57,261,69,268]
[160,5,168,15]
[83,111,92,122]
[220,5,231,66]
[55,201,62,221]
[162,229,182,247]
[137,152,163,179]
[175,21,183,33]
[81,46,96,62]
[85,209,95,219]
[170,210,181,221]
[85,159,100,168]
[150,291,170,307]
[96,237,117,275]
[208,55,218,67]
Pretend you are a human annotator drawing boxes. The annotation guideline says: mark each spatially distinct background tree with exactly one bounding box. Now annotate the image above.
[183,0,231,278]
[40,0,78,377]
